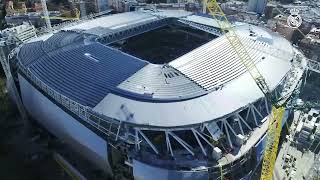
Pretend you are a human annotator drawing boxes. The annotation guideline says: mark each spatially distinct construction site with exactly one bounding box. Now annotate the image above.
[0,0,320,180]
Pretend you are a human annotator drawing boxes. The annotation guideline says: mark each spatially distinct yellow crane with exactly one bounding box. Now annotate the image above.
[206,0,285,179]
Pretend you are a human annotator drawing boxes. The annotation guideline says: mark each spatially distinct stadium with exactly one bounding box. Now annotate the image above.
[11,9,307,179]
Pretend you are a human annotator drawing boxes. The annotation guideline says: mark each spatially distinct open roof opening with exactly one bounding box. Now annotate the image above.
[109,23,218,64]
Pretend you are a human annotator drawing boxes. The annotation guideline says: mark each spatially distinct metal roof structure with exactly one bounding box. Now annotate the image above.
[18,10,296,127]
[15,10,308,177]
[20,41,147,107]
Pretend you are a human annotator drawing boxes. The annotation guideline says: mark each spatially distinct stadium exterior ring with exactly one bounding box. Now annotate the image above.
[13,10,307,179]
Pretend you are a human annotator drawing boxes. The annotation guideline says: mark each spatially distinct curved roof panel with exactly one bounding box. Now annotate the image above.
[20,42,147,107]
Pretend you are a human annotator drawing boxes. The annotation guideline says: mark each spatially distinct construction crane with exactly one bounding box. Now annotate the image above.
[206,0,285,179]
[41,0,52,32]
[40,0,81,31]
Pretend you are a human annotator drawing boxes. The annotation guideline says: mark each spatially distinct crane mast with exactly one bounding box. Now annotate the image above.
[206,0,285,179]
[40,0,52,32]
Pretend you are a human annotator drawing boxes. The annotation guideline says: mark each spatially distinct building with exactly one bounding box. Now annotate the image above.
[2,10,308,179]
[108,0,137,12]
[34,2,43,12]
[0,22,37,44]
[295,109,320,151]
[299,27,320,62]
[247,0,267,14]
[79,0,108,13]
[96,0,108,12]
[5,10,63,28]
[274,14,295,41]
[5,1,28,15]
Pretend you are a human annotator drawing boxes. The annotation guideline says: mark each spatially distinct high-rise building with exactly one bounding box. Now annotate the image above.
[96,0,108,12]
[299,27,320,62]
[248,0,267,14]
[80,0,108,14]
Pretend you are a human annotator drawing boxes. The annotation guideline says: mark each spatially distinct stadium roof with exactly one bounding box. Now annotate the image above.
[18,10,295,127]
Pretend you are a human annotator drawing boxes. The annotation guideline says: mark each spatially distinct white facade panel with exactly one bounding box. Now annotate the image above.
[18,74,112,174]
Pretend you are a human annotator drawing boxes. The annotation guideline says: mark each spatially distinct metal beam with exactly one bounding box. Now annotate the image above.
[236,113,252,131]
[165,131,173,157]
[252,104,263,119]
[115,120,122,141]
[168,132,195,156]
[192,129,207,156]
[308,59,320,74]
[225,120,237,137]
[135,128,140,150]
[138,130,159,154]
[192,128,215,148]
[220,121,224,131]
[265,97,270,115]
[245,106,251,121]
[250,106,259,126]
[223,121,233,148]
[236,117,244,135]
[204,123,219,141]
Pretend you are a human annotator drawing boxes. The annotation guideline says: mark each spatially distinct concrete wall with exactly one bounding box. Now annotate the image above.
[18,74,112,175]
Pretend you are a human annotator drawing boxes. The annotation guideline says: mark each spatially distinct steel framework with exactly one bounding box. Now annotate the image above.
[11,8,307,178]
[308,59,320,74]
[17,58,273,158]
[206,0,286,179]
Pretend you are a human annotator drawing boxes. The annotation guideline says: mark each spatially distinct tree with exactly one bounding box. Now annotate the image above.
[0,2,7,30]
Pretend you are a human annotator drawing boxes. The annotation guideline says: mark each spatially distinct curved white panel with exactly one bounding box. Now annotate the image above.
[18,74,112,174]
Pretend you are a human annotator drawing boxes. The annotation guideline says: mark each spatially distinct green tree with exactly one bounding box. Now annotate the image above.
[0,2,6,30]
